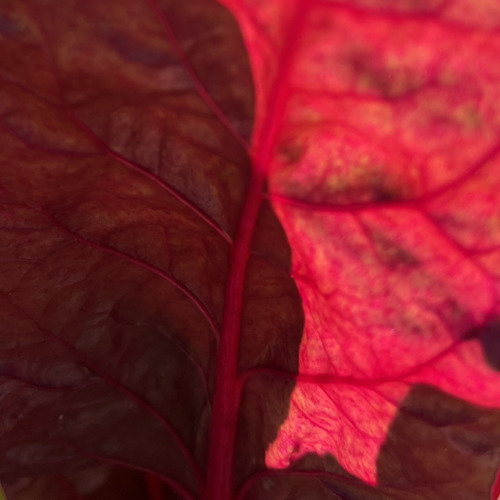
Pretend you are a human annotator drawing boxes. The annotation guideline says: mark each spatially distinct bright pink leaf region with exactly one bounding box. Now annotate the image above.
[222,0,500,497]
[1,0,500,499]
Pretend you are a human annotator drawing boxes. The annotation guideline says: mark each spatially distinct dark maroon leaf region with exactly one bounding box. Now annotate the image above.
[377,385,500,499]
[238,387,500,500]
[0,0,303,498]
[466,320,500,371]
[3,466,151,500]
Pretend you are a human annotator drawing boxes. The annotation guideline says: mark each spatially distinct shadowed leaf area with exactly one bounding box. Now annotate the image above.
[2,466,150,500]
[2,0,500,499]
[0,0,302,498]
[240,386,500,500]
[467,319,500,371]
[377,385,500,499]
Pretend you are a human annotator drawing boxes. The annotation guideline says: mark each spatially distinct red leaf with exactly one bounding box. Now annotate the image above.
[2,0,500,499]
[3,466,150,500]
[221,0,500,498]
[0,0,303,498]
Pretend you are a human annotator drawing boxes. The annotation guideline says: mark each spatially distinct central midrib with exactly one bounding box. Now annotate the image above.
[203,1,310,499]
